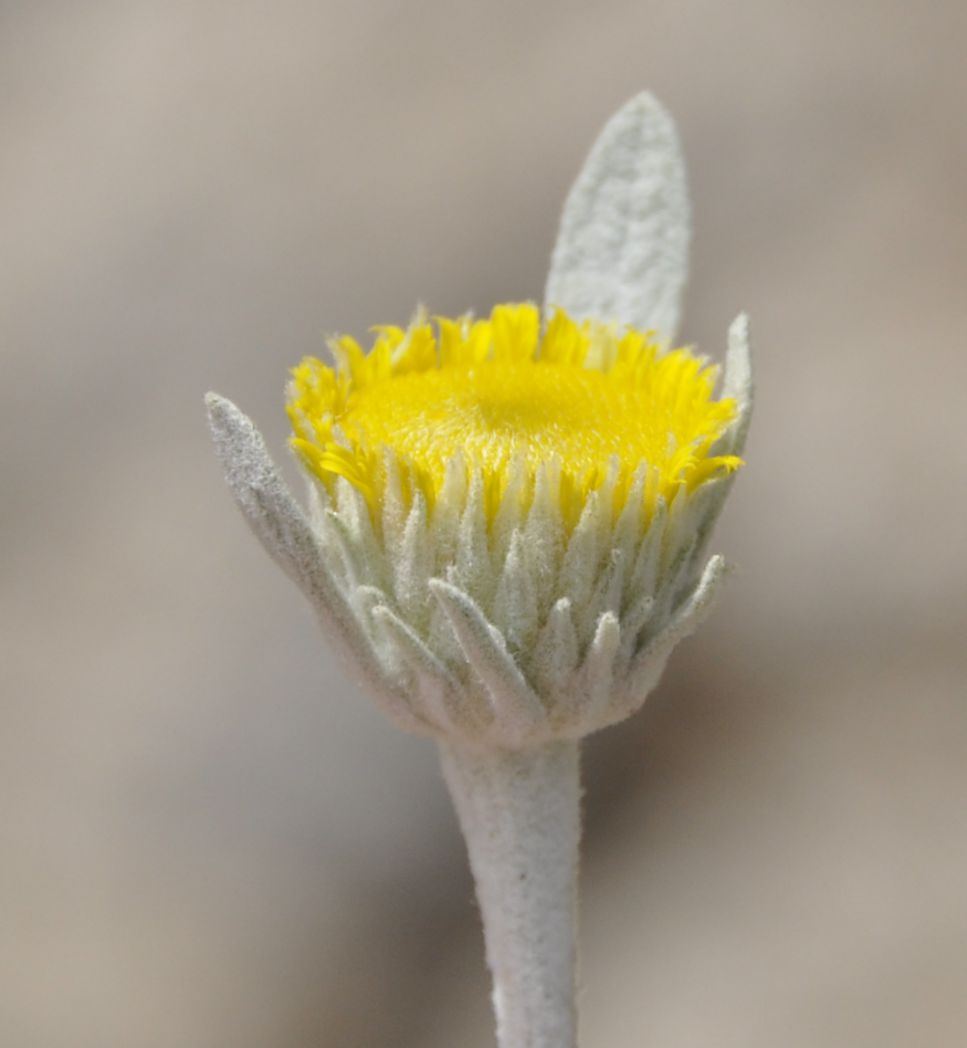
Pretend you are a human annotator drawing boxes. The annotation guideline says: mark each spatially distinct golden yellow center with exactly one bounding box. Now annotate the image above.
[287,303,741,525]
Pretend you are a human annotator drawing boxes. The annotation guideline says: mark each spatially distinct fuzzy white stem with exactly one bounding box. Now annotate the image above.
[440,740,581,1048]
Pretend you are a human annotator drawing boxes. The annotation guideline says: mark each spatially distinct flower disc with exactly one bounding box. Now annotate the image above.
[287,304,740,526]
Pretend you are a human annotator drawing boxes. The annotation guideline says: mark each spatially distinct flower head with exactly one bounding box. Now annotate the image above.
[206,93,752,750]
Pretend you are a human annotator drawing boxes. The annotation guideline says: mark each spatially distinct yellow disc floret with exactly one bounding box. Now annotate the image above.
[287,303,742,529]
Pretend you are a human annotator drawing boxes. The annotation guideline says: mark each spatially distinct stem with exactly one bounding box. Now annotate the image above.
[439,740,581,1048]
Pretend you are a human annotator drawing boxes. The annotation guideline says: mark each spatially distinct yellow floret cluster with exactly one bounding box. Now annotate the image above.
[287,303,741,529]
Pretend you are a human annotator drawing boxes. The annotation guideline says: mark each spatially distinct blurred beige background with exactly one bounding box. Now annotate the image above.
[3,2,966,1046]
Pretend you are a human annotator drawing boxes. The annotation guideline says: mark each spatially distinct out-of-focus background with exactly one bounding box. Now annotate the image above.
[3,2,966,1046]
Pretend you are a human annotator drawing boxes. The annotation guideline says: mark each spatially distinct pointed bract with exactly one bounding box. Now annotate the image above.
[205,393,421,733]
[723,313,754,455]
[429,578,548,746]
[545,92,690,342]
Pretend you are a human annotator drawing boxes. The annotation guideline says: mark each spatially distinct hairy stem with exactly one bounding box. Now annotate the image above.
[439,740,581,1048]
